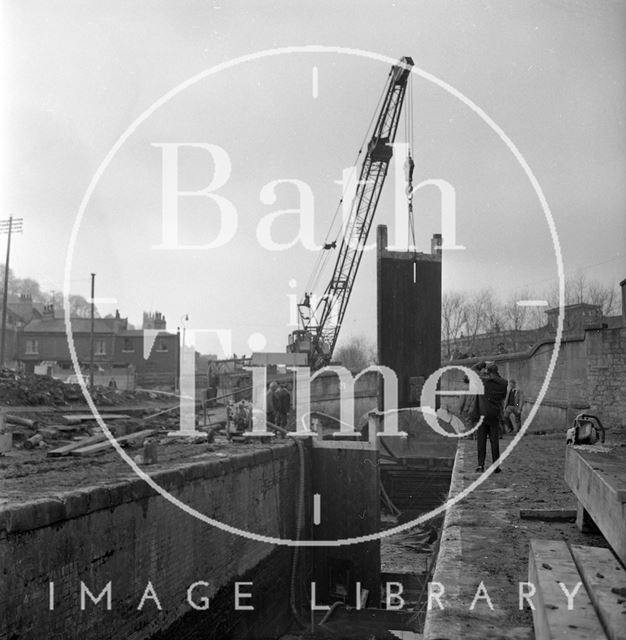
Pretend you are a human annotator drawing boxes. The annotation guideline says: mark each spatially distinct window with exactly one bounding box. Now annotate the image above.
[156,340,168,352]
[25,339,39,354]
[95,339,106,355]
[122,338,134,352]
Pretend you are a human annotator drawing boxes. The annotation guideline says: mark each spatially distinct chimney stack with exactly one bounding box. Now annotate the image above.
[142,310,167,330]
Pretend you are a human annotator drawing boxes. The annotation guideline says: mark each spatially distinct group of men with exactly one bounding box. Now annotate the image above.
[266,381,291,428]
[463,362,524,473]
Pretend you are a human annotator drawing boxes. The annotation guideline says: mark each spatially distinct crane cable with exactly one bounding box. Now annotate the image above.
[305,76,389,297]
[405,73,417,256]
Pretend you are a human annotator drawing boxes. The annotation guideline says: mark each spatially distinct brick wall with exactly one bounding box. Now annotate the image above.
[0,444,301,640]
[439,325,625,433]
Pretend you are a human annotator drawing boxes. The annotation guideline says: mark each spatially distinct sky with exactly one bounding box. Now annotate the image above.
[2,0,625,357]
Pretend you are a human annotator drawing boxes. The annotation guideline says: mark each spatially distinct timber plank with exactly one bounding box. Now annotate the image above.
[70,429,156,456]
[47,433,107,457]
[62,413,130,422]
[570,545,626,640]
[528,539,606,639]
[565,447,626,564]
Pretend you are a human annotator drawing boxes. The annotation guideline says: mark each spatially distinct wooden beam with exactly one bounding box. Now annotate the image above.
[70,429,156,456]
[528,538,607,640]
[565,447,626,565]
[47,433,107,457]
[62,413,131,422]
[576,500,600,533]
[570,545,626,640]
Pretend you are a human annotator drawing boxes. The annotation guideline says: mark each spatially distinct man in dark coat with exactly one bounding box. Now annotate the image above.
[266,381,278,425]
[503,379,523,433]
[471,363,508,473]
[273,384,291,428]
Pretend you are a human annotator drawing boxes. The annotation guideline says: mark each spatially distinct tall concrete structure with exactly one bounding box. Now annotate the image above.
[377,225,442,407]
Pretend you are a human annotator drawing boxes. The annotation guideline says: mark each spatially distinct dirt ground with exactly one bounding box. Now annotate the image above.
[379,425,625,635]
[489,427,621,571]
[0,405,290,505]
[433,426,625,637]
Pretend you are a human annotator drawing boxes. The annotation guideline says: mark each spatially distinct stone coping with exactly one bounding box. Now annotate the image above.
[422,440,532,640]
[0,442,296,535]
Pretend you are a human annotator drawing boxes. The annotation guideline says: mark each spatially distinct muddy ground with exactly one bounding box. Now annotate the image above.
[0,405,290,505]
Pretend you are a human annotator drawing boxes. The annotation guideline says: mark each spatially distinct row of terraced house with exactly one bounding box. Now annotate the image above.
[1,294,178,389]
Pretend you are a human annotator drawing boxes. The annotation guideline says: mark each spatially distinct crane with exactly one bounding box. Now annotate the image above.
[288,56,414,370]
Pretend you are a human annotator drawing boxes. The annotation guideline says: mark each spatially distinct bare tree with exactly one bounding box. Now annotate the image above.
[18,278,43,300]
[502,289,537,350]
[335,335,377,372]
[464,289,498,353]
[480,290,505,333]
[568,271,588,305]
[441,291,467,358]
[69,295,100,318]
[0,266,17,295]
[545,273,619,315]
[586,280,618,315]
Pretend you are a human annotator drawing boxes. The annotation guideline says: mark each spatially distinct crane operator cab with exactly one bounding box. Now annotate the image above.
[287,330,312,356]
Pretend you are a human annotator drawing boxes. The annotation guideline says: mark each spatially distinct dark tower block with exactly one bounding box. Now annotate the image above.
[377,225,442,407]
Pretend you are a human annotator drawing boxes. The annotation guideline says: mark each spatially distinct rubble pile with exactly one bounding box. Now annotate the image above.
[0,369,151,406]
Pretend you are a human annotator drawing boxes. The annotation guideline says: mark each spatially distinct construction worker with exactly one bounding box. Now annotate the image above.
[471,363,507,473]
[503,379,523,434]
[266,381,278,425]
[460,361,486,435]
[274,383,291,428]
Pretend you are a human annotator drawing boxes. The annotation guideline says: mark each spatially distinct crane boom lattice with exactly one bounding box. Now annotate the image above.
[291,56,414,369]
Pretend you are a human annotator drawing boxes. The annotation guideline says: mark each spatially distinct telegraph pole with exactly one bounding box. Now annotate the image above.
[176,326,180,393]
[89,273,95,388]
[0,217,24,367]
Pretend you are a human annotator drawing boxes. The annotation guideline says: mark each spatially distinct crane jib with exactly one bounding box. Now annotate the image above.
[291,56,414,369]
[390,57,414,85]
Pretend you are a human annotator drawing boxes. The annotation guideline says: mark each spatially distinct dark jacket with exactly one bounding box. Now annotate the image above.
[274,387,291,414]
[476,374,508,421]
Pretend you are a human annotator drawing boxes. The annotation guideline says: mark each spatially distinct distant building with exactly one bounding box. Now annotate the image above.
[0,294,45,366]
[18,307,128,374]
[113,330,177,378]
[16,307,177,387]
[545,302,603,334]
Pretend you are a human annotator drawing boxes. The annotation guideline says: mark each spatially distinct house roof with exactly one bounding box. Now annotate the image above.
[119,330,175,337]
[22,318,123,334]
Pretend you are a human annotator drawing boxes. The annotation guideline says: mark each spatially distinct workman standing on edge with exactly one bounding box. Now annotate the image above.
[503,379,523,433]
[266,381,278,426]
[273,383,291,428]
[471,362,508,473]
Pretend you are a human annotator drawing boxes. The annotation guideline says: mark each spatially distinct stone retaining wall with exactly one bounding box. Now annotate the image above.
[440,325,625,433]
[0,443,300,640]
